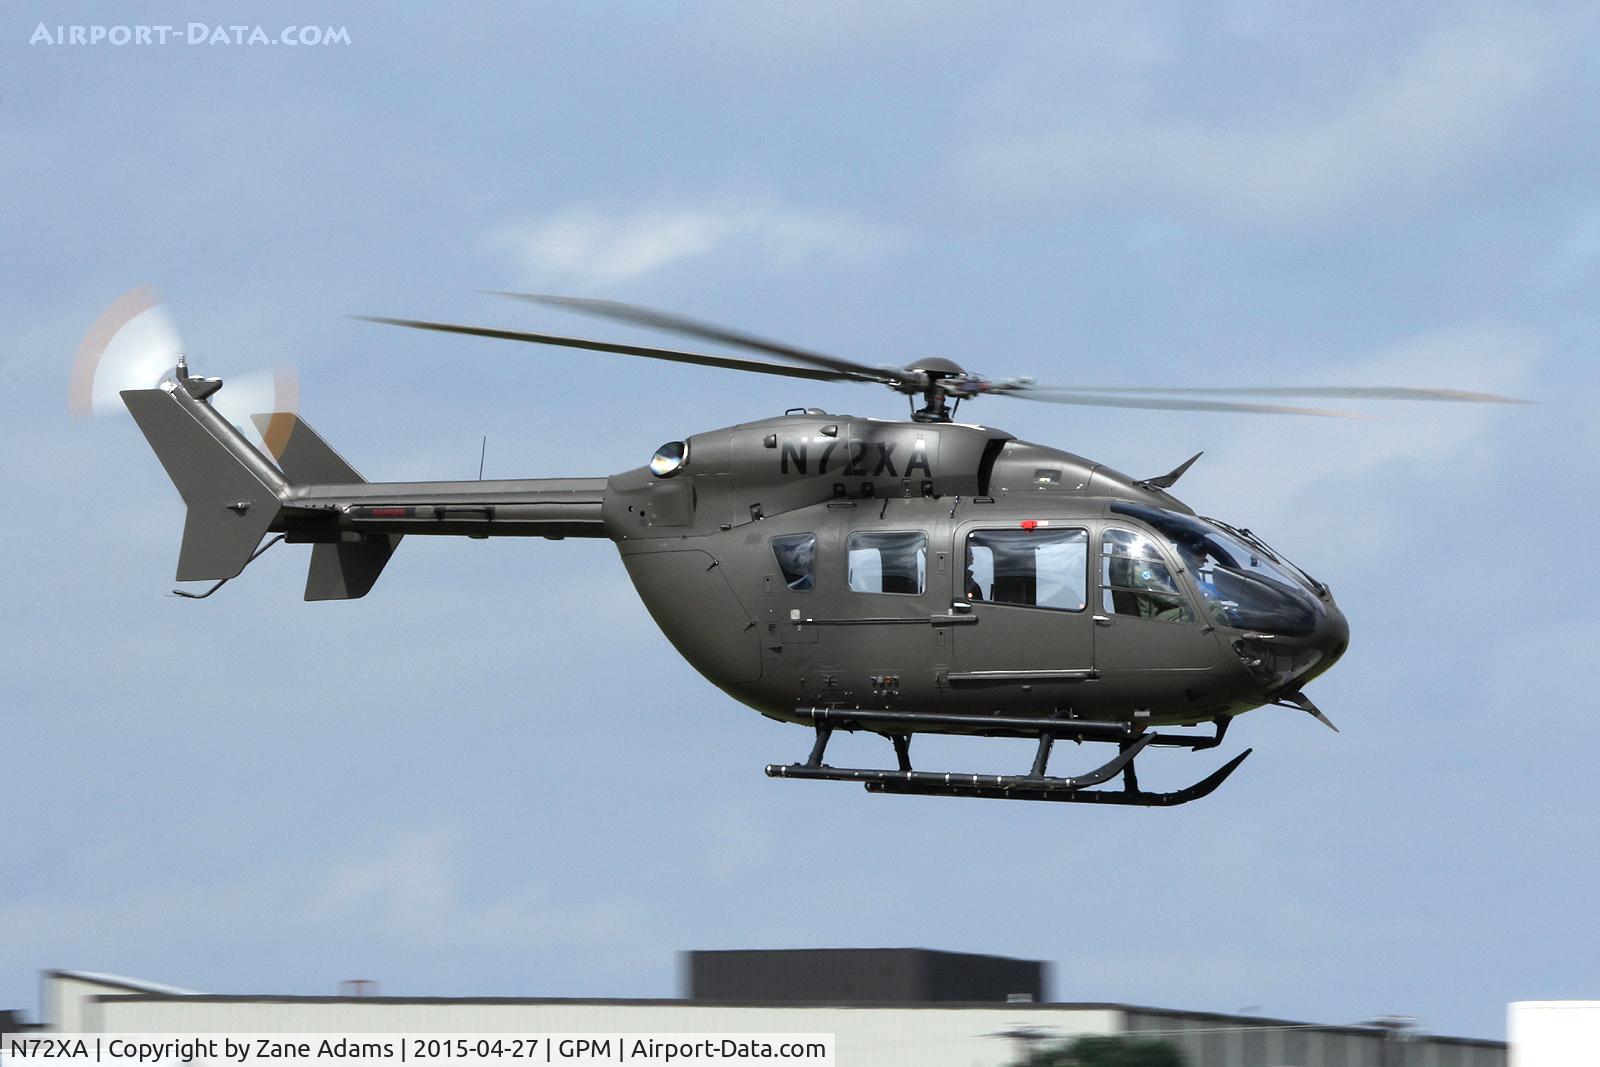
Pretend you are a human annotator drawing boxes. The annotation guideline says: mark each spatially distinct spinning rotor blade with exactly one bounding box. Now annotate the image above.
[69,284,184,417]
[212,367,301,437]
[490,291,905,385]
[364,293,1529,420]
[1000,388,1359,418]
[70,285,299,444]
[355,316,859,383]
[1020,385,1528,404]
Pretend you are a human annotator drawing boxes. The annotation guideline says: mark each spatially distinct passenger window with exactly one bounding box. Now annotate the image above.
[771,533,816,591]
[847,531,927,595]
[965,527,1087,611]
[1102,527,1194,623]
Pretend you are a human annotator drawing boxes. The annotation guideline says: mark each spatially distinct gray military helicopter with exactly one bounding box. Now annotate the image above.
[121,293,1523,806]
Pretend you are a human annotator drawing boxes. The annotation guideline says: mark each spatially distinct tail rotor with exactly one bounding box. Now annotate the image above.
[69,284,299,452]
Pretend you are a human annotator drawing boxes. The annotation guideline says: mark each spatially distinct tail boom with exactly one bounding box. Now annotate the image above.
[283,479,608,540]
[125,375,607,601]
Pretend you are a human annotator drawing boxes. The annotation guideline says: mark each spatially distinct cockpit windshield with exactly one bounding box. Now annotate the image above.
[1110,502,1323,636]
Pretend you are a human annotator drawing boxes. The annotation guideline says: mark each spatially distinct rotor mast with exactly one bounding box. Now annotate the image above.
[901,357,969,422]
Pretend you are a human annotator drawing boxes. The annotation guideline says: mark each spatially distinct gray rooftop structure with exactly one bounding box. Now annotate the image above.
[9,959,1507,1067]
[686,948,1048,1005]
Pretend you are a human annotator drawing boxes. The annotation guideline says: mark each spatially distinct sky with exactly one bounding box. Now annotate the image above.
[3,0,1598,1044]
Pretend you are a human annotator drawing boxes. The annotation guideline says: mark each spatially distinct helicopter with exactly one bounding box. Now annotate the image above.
[118,293,1524,807]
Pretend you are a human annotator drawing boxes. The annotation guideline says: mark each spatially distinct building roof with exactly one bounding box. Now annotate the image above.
[47,971,198,997]
[84,989,1503,1048]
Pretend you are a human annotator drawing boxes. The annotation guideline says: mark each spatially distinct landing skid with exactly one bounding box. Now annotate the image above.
[764,707,1250,807]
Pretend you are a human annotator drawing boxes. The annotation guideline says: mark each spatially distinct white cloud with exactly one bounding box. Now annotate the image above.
[494,205,883,286]
[968,17,1551,227]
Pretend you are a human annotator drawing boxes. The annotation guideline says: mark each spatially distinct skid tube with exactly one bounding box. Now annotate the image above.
[763,707,1250,807]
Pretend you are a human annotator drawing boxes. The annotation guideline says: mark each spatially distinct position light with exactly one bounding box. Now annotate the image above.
[649,440,689,478]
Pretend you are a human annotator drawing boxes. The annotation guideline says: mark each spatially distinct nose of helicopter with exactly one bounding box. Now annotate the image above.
[1228,589,1349,696]
[1298,594,1350,686]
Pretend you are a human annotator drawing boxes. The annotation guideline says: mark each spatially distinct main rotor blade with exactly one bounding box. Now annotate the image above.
[355,316,865,383]
[491,291,906,386]
[1005,389,1359,418]
[1030,385,1529,404]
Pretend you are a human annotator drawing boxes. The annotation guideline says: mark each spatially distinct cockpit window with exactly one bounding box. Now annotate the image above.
[966,527,1087,611]
[1110,502,1320,635]
[771,533,815,591]
[1101,528,1194,623]
[847,531,927,595]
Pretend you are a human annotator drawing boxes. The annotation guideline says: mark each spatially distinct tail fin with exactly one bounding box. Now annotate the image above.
[250,412,402,602]
[123,381,287,582]
[250,412,363,483]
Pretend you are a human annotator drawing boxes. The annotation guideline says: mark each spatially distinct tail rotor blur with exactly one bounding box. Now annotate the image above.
[69,284,298,451]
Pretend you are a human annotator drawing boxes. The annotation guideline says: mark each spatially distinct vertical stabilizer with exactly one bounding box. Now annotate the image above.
[122,382,286,582]
[250,412,364,484]
[249,411,403,601]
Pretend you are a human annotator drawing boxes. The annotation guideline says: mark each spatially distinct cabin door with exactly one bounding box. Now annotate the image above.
[947,521,1097,686]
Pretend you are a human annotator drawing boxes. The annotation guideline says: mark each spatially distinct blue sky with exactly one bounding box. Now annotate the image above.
[3,1,1597,1042]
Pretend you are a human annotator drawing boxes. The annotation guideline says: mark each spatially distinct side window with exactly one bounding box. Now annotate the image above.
[1102,527,1195,623]
[965,527,1087,611]
[771,533,816,591]
[847,531,927,595]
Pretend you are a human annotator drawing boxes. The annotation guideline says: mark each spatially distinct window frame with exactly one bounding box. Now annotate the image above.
[769,532,817,592]
[1099,524,1198,625]
[962,525,1090,613]
[844,529,929,597]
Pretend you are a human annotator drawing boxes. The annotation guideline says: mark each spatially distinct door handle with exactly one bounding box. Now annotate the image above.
[931,613,979,626]
[1092,614,1113,627]
[931,600,979,625]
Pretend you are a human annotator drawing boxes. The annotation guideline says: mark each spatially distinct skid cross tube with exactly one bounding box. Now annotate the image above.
[769,734,1153,795]
[764,708,1248,807]
[890,734,912,772]
[805,724,833,767]
[1030,732,1055,777]
[796,706,1230,750]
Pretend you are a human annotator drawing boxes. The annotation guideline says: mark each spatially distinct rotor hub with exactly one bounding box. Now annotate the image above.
[902,356,966,379]
[900,358,974,423]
